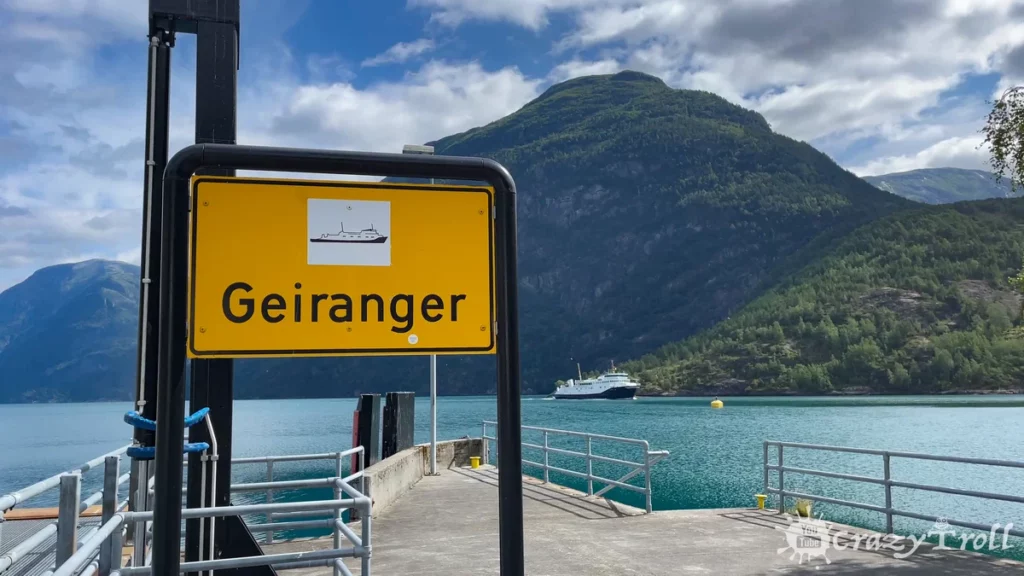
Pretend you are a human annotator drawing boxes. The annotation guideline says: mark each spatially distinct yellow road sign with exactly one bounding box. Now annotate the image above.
[187,176,495,358]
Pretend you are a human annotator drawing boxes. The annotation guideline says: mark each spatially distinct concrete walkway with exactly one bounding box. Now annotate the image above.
[267,466,1024,575]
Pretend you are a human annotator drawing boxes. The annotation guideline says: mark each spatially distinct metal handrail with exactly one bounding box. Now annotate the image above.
[54,476,372,576]
[7,445,370,576]
[0,444,130,513]
[763,440,1024,538]
[1,449,131,576]
[481,420,669,513]
[231,447,365,545]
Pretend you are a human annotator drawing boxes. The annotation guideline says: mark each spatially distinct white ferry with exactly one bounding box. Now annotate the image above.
[553,370,640,400]
[310,222,388,244]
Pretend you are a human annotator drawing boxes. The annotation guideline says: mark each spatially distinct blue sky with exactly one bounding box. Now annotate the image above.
[2,0,1024,290]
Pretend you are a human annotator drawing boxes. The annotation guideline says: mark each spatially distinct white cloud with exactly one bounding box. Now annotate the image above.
[0,0,153,290]
[0,21,543,290]
[408,0,605,29]
[264,61,543,154]
[849,136,990,176]
[362,39,436,67]
[851,134,995,175]
[548,58,622,83]
[5,0,146,40]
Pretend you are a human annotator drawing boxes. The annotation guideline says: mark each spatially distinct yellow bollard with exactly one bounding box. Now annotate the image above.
[755,494,767,509]
[470,456,481,469]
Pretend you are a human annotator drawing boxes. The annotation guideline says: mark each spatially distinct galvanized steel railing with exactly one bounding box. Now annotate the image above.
[763,440,1024,538]
[4,446,372,576]
[0,445,132,575]
[481,421,669,513]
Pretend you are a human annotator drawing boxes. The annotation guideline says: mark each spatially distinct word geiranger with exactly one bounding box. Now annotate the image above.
[221,282,469,334]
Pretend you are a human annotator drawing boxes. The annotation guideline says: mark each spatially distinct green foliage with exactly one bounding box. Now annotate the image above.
[1009,256,1024,298]
[982,86,1024,195]
[622,200,1024,394]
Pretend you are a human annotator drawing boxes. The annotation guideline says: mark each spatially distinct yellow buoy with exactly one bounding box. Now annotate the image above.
[470,456,481,469]
[710,399,724,409]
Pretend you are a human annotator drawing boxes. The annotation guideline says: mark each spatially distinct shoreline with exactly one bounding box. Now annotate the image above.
[639,388,1024,397]
[6,389,1024,405]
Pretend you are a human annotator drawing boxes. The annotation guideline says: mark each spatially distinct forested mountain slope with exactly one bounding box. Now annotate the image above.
[623,199,1024,395]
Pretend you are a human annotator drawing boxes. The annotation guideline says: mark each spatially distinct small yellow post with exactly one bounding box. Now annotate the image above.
[796,499,813,518]
[470,456,481,469]
[755,494,767,509]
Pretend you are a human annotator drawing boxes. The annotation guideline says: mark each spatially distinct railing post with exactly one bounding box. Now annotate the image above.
[361,448,367,497]
[132,461,149,567]
[762,442,769,498]
[883,452,893,534]
[481,421,488,466]
[586,436,593,496]
[334,453,343,576]
[542,431,549,484]
[110,518,124,573]
[56,473,81,566]
[99,456,120,576]
[644,449,652,514]
[265,461,274,544]
[777,445,785,514]
[361,497,372,575]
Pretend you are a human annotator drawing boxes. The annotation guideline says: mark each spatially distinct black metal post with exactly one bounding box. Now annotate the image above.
[185,18,239,573]
[495,163,525,576]
[156,143,523,576]
[151,169,192,576]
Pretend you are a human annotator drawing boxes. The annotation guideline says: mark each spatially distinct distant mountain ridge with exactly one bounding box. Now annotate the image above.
[0,260,139,402]
[865,168,1013,204]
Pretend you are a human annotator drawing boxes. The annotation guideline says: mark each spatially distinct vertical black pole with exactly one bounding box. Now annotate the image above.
[496,181,524,573]
[185,16,238,572]
[151,172,191,576]
[129,24,171,546]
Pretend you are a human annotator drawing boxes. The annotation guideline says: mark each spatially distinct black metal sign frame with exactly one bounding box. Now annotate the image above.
[151,143,525,575]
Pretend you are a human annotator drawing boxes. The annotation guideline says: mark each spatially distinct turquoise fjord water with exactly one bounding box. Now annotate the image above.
[3,395,1024,557]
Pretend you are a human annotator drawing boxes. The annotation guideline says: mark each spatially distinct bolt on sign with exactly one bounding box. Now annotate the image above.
[186,176,496,358]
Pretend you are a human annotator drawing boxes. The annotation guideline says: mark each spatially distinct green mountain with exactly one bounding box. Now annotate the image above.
[623,199,1024,395]
[0,260,139,402]
[233,70,909,397]
[3,70,950,401]
[865,168,1013,204]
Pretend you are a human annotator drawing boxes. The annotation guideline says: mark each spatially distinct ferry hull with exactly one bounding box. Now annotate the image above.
[309,236,388,244]
[553,386,638,400]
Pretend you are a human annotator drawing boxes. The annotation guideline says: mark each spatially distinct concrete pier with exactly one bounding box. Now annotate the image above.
[266,465,1024,575]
